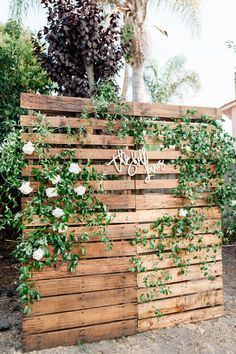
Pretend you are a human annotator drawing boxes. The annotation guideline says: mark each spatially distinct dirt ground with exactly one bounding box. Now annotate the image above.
[0,247,235,354]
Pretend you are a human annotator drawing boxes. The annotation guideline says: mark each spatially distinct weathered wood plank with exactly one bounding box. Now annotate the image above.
[138,261,222,288]
[21,133,135,146]
[32,257,133,280]
[138,277,223,301]
[137,233,221,254]
[138,305,224,332]
[20,93,221,119]
[35,272,137,297]
[28,148,181,160]
[24,319,137,351]
[23,303,137,334]
[30,287,137,316]
[22,194,136,210]
[140,249,222,272]
[136,193,213,209]
[138,290,223,319]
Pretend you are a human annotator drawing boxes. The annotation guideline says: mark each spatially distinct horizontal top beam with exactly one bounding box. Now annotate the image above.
[20,93,221,119]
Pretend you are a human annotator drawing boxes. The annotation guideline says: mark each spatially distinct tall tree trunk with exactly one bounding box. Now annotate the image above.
[121,62,129,100]
[132,62,145,102]
[84,61,95,94]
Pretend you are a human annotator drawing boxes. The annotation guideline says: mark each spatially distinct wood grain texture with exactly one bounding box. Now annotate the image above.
[138,276,223,301]
[30,287,137,316]
[20,93,221,119]
[138,305,224,332]
[23,303,137,334]
[24,319,137,351]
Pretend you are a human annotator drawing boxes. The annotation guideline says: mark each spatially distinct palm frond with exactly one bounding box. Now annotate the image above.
[10,0,40,21]
[154,0,201,34]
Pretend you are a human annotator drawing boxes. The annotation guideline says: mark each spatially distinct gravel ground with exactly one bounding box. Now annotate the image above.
[0,247,235,354]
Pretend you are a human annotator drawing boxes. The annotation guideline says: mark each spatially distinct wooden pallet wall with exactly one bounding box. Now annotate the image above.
[20,93,224,351]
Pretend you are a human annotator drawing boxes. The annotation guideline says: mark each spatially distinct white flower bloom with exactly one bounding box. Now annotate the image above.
[169,145,176,149]
[52,207,64,218]
[74,185,86,196]
[183,145,191,152]
[22,141,35,155]
[32,248,44,261]
[53,223,68,233]
[69,163,81,174]
[19,181,33,195]
[106,212,114,221]
[231,200,236,207]
[45,187,58,198]
[179,208,188,218]
[50,175,61,185]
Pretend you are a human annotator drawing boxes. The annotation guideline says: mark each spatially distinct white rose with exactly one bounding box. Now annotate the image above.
[74,185,86,196]
[179,208,188,218]
[45,187,58,198]
[19,181,33,195]
[106,212,114,221]
[53,223,68,233]
[183,145,191,152]
[69,163,81,174]
[49,175,61,185]
[22,141,35,155]
[52,207,64,218]
[32,248,44,261]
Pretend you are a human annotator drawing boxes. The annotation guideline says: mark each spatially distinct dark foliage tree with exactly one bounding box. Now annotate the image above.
[35,0,126,97]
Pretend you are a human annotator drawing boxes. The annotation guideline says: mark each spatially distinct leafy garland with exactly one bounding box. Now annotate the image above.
[0,83,235,318]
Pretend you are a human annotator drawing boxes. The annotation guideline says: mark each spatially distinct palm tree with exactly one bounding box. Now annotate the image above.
[102,0,201,101]
[144,55,200,103]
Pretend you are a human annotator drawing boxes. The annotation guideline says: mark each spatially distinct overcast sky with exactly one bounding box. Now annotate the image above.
[0,0,235,131]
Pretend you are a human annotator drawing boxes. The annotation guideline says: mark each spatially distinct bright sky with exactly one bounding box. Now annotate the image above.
[0,0,235,131]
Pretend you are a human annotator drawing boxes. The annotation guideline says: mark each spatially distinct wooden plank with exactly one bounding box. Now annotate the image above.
[28,147,181,160]
[20,93,221,119]
[140,248,222,272]
[138,276,223,301]
[138,261,222,288]
[32,257,133,280]
[52,241,136,259]
[24,206,221,226]
[23,303,137,334]
[29,179,135,191]
[138,305,224,332]
[35,272,136,297]
[22,194,136,210]
[137,233,221,254]
[136,193,212,209]
[20,115,215,130]
[30,287,137,316]
[24,319,137,351]
[136,179,219,190]
[138,290,223,319]
[111,207,221,224]
[22,164,180,176]
[21,133,135,146]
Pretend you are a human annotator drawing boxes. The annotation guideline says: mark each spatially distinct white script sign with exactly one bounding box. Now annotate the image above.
[106,147,165,183]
